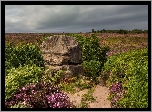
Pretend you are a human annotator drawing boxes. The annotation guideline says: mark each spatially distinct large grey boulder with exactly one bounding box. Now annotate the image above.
[40,35,82,66]
[40,35,84,78]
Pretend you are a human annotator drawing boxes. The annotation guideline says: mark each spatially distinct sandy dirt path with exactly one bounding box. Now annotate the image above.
[66,79,111,108]
[89,85,111,108]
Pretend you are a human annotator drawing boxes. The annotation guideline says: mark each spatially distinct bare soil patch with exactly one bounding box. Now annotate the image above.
[66,78,111,108]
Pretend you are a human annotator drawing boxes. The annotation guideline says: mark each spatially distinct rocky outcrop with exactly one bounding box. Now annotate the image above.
[40,35,84,77]
[41,35,82,65]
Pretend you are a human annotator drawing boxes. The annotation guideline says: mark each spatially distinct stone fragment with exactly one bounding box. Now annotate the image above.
[46,65,84,78]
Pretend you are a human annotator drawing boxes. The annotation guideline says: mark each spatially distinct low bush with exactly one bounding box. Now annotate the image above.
[82,60,101,79]
[5,64,43,100]
[5,43,44,72]
[102,47,148,108]
[41,66,64,85]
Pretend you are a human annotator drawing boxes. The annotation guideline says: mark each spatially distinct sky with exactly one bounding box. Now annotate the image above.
[5,5,148,33]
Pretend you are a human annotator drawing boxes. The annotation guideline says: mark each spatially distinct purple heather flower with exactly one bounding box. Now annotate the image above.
[5,82,73,108]
[22,87,26,91]
[110,83,122,94]
[15,94,22,99]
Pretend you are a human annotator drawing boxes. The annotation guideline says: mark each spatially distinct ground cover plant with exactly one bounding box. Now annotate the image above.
[102,47,148,108]
[5,64,43,100]
[81,87,96,103]
[59,77,93,94]
[5,33,54,46]
[5,43,44,71]
[98,34,148,57]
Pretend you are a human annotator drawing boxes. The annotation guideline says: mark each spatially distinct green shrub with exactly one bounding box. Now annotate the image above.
[81,87,96,102]
[68,34,109,79]
[102,47,148,108]
[5,43,44,74]
[5,64,43,100]
[42,66,64,85]
[5,43,15,70]
[82,60,101,78]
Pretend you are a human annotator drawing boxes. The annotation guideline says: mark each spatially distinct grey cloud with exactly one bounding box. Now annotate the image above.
[5,5,148,33]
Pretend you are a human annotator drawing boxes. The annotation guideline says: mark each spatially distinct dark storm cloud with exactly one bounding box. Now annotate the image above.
[5,5,148,33]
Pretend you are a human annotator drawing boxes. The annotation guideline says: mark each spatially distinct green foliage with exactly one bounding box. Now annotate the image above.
[5,43,15,70]
[51,70,64,83]
[59,77,92,94]
[10,102,31,108]
[5,43,44,72]
[42,66,65,85]
[102,47,148,108]
[81,87,96,102]
[74,78,92,90]
[40,36,49,43]
[60,83,76,94]
[82,60,101,78]
[79,87,95,108]
[68,34,109,79]
[42,67,92,94]
[82,93,95,102]
[5,64,43,100]
[80,101,89,108]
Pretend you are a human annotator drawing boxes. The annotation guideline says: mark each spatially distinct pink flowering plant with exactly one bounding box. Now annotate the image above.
[5,81,73,108]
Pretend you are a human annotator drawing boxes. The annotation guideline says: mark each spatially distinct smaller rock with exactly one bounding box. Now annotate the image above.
[46,65,84,78]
